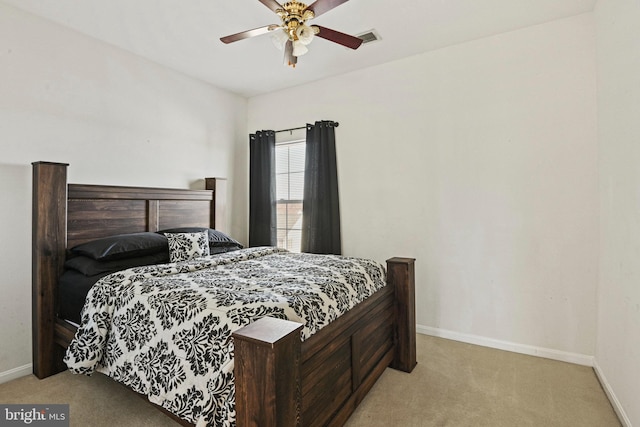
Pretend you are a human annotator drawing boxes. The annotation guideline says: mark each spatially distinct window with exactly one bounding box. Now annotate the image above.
[275,136,305,252]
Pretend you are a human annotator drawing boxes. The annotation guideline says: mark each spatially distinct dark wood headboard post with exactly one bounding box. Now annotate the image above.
[387,257,417,373]
[205,178,227,234]
[32,161,69,379]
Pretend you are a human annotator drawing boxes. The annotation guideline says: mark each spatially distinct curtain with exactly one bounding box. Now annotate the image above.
[301,120,342,255]
[249,130,276,247]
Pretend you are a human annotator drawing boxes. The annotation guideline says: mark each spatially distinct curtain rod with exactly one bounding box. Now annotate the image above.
[275,126,306,134]
[275,122,339,134]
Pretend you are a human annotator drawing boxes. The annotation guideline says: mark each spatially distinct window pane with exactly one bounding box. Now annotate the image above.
[276,173,289,200]
[275,149,288,174]
[287,230,302,252]
[275,139,305,253]
[277,229,288,249]
[289,144,306,173]
[276,202,287,228]
[286,202,303,229]
[289,171,305,200]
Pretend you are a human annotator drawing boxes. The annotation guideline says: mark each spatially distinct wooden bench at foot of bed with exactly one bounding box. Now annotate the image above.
[32,161,416,427]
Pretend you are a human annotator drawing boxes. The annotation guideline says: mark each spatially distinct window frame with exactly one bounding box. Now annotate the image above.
[275,131,306,252]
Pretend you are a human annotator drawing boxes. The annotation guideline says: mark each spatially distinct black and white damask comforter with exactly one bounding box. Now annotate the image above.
[64,247,386,426]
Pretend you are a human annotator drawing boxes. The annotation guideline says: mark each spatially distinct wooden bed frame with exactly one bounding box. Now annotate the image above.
[32,161,416,427]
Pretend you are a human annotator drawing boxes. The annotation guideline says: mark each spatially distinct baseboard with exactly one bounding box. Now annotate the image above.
[0,363,32,385]
[593,360,633,427]
[417,324,595,366]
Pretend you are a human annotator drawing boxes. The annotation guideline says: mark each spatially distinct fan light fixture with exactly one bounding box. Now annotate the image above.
[292,40,309,57]
[273,2,320,65]
[296,24,315,45]
[220,0,364,68]
[271,29,289,50]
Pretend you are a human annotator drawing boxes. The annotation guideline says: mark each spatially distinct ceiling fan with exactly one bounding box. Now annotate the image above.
[220,0,363,67]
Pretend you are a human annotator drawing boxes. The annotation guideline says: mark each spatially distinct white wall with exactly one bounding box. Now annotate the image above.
[0,4,247,379]
[249,14,599,359]
[594,0,640,425]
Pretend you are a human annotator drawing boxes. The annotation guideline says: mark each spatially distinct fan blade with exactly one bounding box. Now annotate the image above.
[259,0,284,13]
[284,40,297,67]
[306,0,349,18]
[315,25,363,49]
[220,25,280,44]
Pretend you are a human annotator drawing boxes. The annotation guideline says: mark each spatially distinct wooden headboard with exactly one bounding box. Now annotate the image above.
[66,182,220,248]
[31,161,227,378]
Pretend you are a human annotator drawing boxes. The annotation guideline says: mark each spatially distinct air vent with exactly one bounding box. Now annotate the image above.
[357,29,381,45]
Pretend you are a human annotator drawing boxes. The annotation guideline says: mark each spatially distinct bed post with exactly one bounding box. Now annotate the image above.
[32,161,69,379]
[233,317,303,427]
[387,257,417,373]
[205,177,227,233]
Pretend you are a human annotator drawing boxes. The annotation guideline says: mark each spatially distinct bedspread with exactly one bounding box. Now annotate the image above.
[64,247,386,426]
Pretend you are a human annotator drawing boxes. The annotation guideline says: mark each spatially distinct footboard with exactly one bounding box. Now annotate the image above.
[233,257,416,427]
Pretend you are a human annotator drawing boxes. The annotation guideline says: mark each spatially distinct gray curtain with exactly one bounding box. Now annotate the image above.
[301,121,342,254]
[249,130,276,247]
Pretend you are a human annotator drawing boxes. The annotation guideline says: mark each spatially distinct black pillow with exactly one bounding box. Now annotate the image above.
[65,251,170,276]
[158,227,243,248]
[209,245,242,255]
[70,232,169,261]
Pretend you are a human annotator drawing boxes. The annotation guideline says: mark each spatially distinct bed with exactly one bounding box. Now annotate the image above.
[31,161,416,426]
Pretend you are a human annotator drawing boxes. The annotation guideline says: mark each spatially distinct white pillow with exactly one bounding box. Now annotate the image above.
[165,231,210,262]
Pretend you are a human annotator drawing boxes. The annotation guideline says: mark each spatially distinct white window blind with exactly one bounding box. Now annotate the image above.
[275,134,306,252]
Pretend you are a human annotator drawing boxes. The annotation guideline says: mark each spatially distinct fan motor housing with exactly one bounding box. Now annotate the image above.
[278,1,315,40]
[279,1,315,25]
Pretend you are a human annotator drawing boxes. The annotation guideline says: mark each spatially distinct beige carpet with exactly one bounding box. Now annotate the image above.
[0,335,620,426]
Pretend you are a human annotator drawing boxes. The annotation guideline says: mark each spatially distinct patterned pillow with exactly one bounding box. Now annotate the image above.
[158,227,243,248]
[165,232,210,262]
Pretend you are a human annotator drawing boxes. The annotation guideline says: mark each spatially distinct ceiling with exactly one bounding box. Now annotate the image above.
[3,0,596,98]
